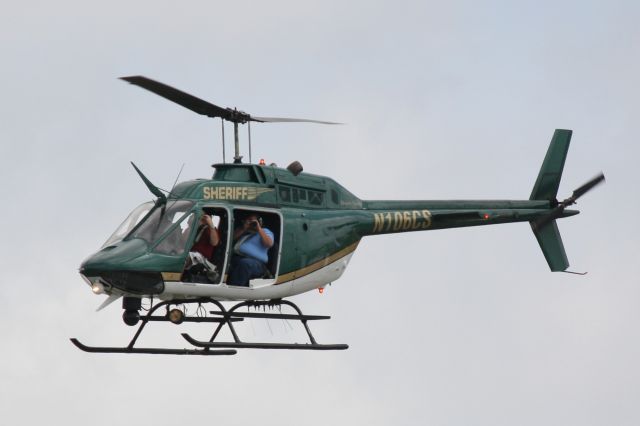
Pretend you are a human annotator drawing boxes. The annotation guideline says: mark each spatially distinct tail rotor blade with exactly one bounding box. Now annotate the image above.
[536,172,605,229]
[572,173,606,200]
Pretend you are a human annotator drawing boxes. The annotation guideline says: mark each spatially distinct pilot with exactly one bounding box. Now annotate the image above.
[228,213,274,286]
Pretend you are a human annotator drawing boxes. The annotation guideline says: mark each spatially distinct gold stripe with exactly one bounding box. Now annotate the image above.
[162,241,359,285]
[275,240,360,284]
[247,187,274,200]
[161,272,182,282]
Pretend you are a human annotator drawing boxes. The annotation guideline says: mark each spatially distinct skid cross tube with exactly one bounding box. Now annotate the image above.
[182,299,349,351]
[71,297,348,355]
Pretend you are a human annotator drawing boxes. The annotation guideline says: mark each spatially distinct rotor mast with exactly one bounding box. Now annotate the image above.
[233,121,241,163]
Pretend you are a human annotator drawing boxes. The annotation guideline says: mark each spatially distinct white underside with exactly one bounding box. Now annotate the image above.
[161,253,354,301]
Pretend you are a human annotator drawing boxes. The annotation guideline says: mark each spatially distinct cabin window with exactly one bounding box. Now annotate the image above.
[255,167,266,183]
[292,188,299,202]
[102,201,154,247]
[298,189,307,201]
[154,212,194,255]
[279,186,291,202]
[213,167,257,183]
[309,191,324,206]
[129,200,194,245]
[331,189,340,205]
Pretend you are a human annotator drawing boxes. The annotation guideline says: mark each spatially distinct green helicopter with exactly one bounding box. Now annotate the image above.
[71,76,604,356]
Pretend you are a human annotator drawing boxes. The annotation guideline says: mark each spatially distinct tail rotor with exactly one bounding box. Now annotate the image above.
[534,173,605,230]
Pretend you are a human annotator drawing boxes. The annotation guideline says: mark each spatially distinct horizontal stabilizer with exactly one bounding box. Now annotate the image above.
[531,220,569,271]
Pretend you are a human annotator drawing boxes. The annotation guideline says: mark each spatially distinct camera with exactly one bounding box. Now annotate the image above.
[245,216,262,229]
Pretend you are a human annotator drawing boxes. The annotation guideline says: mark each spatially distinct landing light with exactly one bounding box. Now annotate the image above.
[168,308,185,324]
[483,213,490,220]
[318,287,324,294]
[91,282,105,295]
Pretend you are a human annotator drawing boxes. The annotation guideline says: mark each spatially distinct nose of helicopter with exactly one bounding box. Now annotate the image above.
[79,239,165,295]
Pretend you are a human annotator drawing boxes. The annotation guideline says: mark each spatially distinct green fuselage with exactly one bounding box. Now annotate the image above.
[80,162,577,297]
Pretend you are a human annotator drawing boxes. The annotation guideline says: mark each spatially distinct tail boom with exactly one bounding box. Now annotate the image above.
[358,128,598,273]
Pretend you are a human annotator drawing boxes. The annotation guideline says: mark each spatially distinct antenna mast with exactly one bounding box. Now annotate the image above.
[233,121,241,163]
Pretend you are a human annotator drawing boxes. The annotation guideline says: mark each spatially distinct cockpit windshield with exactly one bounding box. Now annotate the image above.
[102,201,154,248]
[128,200,195,247]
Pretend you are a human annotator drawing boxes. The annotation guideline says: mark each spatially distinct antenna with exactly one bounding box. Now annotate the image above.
[120,76,342,164]
[169,163,185,194]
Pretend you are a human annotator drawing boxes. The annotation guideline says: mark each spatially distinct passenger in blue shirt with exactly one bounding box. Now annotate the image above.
[228,213,274,286]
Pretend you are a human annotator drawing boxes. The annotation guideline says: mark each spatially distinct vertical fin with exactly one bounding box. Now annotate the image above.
[530,129,572,201]
[530,220,569,272]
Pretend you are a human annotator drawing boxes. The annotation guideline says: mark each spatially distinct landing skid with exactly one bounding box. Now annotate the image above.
[70,338,236,355]
[71,298,347,355]
[182,299,348,351]
[182,334,348,350]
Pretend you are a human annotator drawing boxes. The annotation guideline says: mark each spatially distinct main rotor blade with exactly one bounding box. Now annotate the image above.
[250,116,343,125]
[121,76,343,125]
[572,173,606,200]
[120,76,235,121]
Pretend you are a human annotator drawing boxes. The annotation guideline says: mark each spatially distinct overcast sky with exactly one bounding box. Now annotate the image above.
[1,1,639,425]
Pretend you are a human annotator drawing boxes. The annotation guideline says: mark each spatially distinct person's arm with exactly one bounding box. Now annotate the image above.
[210,228,220,247]
[254,221,273,248]
[203,216,219,246]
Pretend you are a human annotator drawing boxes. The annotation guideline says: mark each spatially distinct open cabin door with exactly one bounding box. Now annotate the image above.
[181,206,282,287]
[229,208,282,288]
[180,206,230,284]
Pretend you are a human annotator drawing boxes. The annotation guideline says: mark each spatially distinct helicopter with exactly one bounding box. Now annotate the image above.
[71,76,605,356]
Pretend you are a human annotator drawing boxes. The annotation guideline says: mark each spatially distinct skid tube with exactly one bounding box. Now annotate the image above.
[71,297,239,356]
[182,299,349,351]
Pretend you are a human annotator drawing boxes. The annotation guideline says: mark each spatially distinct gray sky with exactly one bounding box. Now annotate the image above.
[1,1,639,425]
